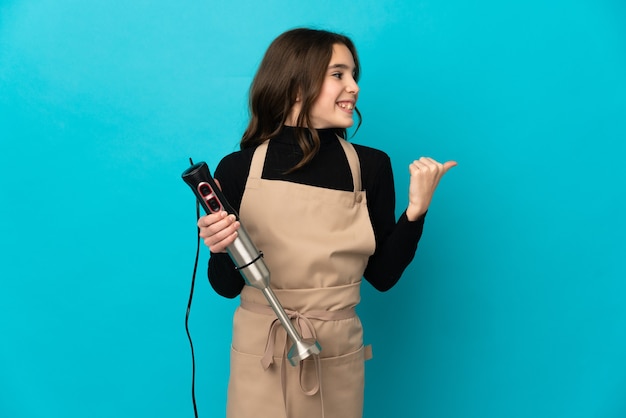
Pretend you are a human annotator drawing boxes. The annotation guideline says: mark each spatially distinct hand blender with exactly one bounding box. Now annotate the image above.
[182,161,322,365]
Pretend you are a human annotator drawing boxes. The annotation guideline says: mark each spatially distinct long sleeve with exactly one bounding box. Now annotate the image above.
[208,252,243,298]
[205,149,252,298]
[357,148,425,291]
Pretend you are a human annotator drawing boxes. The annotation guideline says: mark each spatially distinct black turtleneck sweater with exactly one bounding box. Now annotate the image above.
[207,127,425,298]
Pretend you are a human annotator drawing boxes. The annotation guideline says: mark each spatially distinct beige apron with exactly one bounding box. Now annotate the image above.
[226,138,376,418]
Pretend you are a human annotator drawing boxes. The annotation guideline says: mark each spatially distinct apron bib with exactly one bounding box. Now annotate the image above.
[226,138,375,418]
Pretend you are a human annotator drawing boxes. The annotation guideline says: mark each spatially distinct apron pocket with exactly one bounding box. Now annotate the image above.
[227,346,286,418]
[294,345,367,418]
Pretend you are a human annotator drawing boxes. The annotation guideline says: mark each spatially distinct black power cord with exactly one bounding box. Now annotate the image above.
[185,157,200,418]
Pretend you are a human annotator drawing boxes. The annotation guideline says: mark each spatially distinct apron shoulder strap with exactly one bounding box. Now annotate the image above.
[249,141,269,179]
[337,137,362,192]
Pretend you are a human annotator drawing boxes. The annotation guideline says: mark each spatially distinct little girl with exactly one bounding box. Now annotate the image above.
[198,27,455,418]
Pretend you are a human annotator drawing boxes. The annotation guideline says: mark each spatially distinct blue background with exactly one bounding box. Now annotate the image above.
[1,1,625,417]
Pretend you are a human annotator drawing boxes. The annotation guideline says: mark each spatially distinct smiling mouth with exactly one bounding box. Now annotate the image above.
[337,102,355,110]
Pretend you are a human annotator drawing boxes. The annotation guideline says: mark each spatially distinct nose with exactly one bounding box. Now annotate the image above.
[346,78,359,95]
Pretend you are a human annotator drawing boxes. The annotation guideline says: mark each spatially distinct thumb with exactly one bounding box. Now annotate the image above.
[442,161,458,172]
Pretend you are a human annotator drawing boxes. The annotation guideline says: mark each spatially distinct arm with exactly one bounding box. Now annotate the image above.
[201,153,252,298]
[363,152,455,291]
[362,153,425,291]
[200,209,244,298]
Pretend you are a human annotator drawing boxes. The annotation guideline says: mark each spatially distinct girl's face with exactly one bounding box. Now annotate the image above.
[308,43,360,129]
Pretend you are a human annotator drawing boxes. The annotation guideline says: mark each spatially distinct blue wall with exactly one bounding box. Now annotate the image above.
[1,1,625,417]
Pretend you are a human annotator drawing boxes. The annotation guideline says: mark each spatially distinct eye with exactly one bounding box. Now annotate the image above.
[331,72,343,79]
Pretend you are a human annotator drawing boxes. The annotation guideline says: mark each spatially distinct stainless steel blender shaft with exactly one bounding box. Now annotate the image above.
[229,225,321,366]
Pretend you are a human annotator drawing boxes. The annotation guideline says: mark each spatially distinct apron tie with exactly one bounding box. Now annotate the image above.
[259,309,320,370]
[241,299,356,369]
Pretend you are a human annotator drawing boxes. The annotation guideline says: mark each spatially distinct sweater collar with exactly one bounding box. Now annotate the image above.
[275,126,343,144]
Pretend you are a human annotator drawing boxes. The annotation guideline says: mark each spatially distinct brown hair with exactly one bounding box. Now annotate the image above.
[241,28,361,172]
